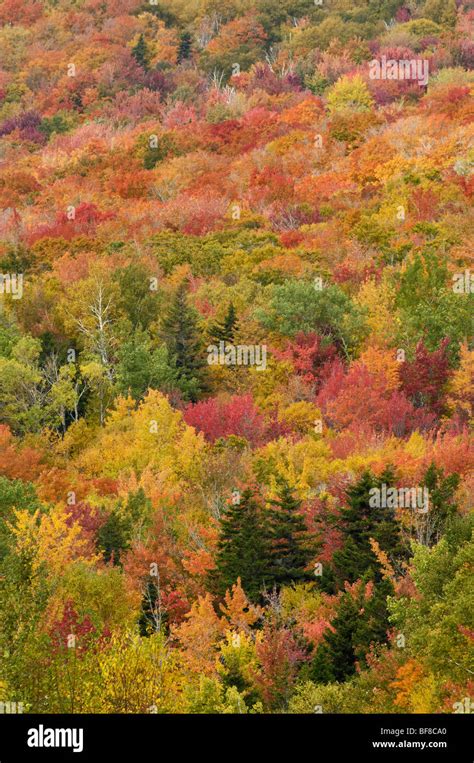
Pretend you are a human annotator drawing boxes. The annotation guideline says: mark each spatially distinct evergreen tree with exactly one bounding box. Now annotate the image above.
[132,34,150,70]
[96,510,129,566]
[311,468,411,681]
[267,478,314,588]
[212,487,273,603]
[353,578,392,660]
[310,590,360,683]
[208,302,239,345]
[160,282,207,402]
[178,31,192,62]
[310,578,392,684]
[325,468,407,592]
[116,330,179,401]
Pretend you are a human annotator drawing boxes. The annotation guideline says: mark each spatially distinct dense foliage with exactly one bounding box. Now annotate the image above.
[0,0,473,714]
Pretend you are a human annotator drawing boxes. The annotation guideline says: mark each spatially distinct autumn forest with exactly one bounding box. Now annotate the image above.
[0,0,473,716]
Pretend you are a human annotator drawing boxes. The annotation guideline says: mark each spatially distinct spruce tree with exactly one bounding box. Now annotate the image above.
[209,302,239,345]
[311,468,408,681]
[310,590,360,683]
[160,282,207,402]
[212,487,272,603]
[178,31,192,62]
[96,510,129,566]
[132,34,150,70]
[326,467,407,592]
[309,578,393,684]
[267,478,314,588]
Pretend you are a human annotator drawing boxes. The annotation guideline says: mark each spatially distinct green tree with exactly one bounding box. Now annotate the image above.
[267,478,314,588]
[422,0,457,27]
[96,510,130,566]
[116,330,178,400]
[131,34,150,70]
[178,31,192,62]
[256,280,367,358]
[208,302,239,344]
[212,487,273,603]
[0,477,42,562]
[417,462,460,547]
[389,518,474,689]
[310,578,393,683]
[395,252,473,362]
[324,468,407,592]
[114,262,159,331]
[160,282,207,402]
[310,589,360,683]
[0,548,50,711]
[48,362,78,432]
[0,336,44,434]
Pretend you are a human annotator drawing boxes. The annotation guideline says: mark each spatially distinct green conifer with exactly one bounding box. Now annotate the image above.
[160,282,207,401]
[212,487,273,603]
[267,478,314,587]
[132,34,150,70]
[209,302,239,345]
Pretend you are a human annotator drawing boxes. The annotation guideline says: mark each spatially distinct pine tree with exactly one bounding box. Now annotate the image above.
[310,590,360,683]
[96,510,129,566]
[178,31,192,62]
[160,282,207,402]
[311,468,407,681]
[353,578,392,660]
[209,302,239,345]
[326,468,407,592]
[310,578,392,684]
[212,487,273,603]
[267,478,314,588]
[132,34,150,70]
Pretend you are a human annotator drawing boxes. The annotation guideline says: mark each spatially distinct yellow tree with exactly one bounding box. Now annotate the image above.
[173,593,225,677]
[446,343,474,423]
[219,578,261,634]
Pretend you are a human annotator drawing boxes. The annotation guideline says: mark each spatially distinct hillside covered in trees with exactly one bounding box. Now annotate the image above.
[0,0,473,714]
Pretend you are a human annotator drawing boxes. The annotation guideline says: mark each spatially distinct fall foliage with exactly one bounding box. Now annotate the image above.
[0,0,472,718]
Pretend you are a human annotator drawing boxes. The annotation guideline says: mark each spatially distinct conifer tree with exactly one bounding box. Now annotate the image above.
[310,578,392,683]
[132,34,150,70]
[209,302,239,345]
[160,282,207,402]
[178,32,192,62]
[96,510,129,566]
[267,478,314,588]
[310,589,360,683]
[212,487,273,603]
[311,469,407,681]
[326,468,407,592]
